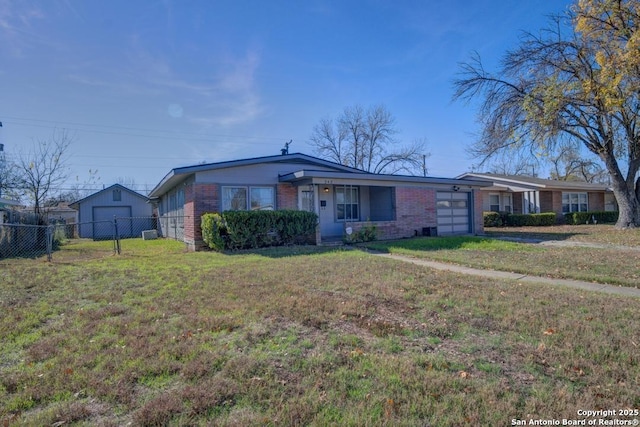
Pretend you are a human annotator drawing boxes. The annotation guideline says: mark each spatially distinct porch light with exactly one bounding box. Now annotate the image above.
[323,187,330,193]
[452,185,460,192]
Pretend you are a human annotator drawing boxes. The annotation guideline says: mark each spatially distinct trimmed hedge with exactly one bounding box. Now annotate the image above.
[505,212,556,227]
[483,211,503,227]
[484,211,557,227]
[201,210,318,251]
[201,213,227,251]
[564,211,619,225]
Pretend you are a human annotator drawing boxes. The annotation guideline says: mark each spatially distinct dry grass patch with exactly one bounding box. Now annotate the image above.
[1,239,639,426]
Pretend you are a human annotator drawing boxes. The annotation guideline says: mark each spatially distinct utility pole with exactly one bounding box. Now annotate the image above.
[0,121,4,199]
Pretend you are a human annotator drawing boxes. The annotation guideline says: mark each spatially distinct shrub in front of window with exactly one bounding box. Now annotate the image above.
[564,211,619,225]
[201,210,317,251]
[483,211,503,227]
[505,212,556,226]
[201,213,227,251]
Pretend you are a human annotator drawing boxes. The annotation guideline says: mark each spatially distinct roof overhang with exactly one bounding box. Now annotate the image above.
[457,173,612,192]
[0,198,21,208]
[148,153,368,199]
[279,170,493,189]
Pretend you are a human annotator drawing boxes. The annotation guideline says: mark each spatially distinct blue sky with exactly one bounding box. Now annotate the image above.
[0,0,573,195]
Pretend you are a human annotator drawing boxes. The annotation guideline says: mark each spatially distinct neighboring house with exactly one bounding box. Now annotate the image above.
[148,153,492,250]
[0,198,21,224]
[44,202,78,224]
[457,173,617,221]
[70,184,154,239]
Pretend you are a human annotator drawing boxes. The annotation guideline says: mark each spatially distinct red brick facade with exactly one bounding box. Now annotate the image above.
[542,190,605,223]
[473,189,484,234]
[179,183,481,249]
[276,183,297,210]
[184,183,219,250]
[349,188,483,240]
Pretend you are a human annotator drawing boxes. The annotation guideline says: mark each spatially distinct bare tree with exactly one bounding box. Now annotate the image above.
[0,150,17,200]
[116,176,137,189]
[547,143,608,183]
[14,129,73,218]
[453,0,640,228]
[309,104,429,174]
[479,148,541,176]
[44,169,101,206]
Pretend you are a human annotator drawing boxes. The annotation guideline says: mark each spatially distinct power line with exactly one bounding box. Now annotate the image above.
[1,115,304,144]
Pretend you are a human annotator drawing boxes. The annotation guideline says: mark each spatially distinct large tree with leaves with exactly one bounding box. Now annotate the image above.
[309,104,429,175]
[454,0,640,228]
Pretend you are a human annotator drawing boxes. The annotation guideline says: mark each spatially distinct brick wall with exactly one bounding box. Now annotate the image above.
[184,183,219,251]
[473,190,484,234]
[277,183,297,209]
[512,193,523,214]
[588,192,605,211]
[550,191,565,223]
[540,191,553,212]
[349,186,437,240]
[539,191,562,223]
[349,187,485,240]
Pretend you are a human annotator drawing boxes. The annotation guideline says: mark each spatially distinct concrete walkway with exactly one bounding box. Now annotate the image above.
[373,253,640,298]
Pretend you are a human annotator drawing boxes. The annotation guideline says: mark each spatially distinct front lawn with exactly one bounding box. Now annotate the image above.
[364,234,640,287]
[485,224,640,246]
[1,239,639,426]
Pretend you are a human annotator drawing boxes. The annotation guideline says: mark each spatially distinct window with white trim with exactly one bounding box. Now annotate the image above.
[562,192,588,213]
[489,194,500,212]
[335,186,359,221]
[250,187,274,210]
[222,186,274,211]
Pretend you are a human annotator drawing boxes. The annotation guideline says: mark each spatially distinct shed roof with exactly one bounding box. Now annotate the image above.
[69,184,149,209]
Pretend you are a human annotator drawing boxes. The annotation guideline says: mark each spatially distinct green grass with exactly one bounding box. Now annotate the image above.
[1,238,639,426]
[364,234,640,287]
[485,224,640,246]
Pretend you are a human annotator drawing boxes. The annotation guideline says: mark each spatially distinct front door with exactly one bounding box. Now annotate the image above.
[298,185,341,238]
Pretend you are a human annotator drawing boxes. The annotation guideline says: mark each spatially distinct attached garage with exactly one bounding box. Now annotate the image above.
[70,184,154,239]
[436,191,471,235]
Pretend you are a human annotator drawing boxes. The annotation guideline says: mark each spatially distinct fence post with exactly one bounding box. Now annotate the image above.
[46,225,53,262]
[113,216,121,255]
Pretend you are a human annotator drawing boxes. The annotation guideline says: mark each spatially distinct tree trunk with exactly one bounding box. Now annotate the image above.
[600,153,640,228]
[610,180,640,228]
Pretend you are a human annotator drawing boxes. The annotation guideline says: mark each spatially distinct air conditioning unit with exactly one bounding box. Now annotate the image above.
[142,229,158,240]
[422,226,437,237]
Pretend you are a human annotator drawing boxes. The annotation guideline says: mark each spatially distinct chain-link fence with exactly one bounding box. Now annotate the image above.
[0,223,57,261]
[0,216,188,261]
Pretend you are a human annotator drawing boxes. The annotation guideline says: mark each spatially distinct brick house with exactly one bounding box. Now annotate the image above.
[457,173,617,222]
[148,153,491,250]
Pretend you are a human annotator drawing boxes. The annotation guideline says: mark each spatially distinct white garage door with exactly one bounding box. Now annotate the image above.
[436,192,470,235]
[92,206,132,239]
